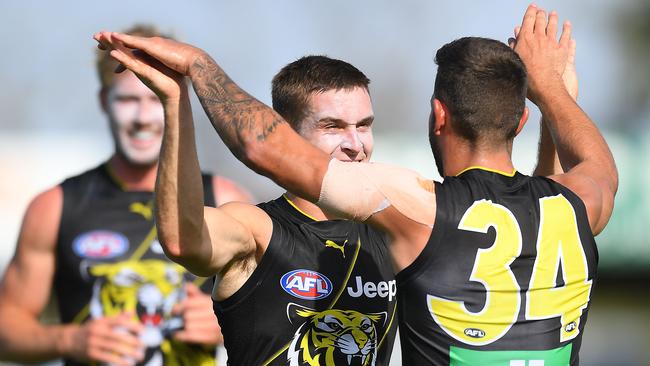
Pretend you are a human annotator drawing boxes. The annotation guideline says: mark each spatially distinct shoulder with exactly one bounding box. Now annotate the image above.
[18,185,63,252]
[212,175,254,205]
[547,171,603,232]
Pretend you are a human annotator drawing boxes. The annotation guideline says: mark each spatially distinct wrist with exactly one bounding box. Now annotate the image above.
[534,83,572,110]
[187,51,213,79]
[54,324,77,358]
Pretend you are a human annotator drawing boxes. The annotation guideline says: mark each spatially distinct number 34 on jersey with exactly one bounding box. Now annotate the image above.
[427,195,593,346]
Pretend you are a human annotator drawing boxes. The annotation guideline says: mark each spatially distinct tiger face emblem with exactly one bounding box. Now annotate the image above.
[88,259,200,366]
[287,303,387,366]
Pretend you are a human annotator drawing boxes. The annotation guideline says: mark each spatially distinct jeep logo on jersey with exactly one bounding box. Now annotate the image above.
[347,276,397,302]
[73,230,129,259]
[464,328,486,338]
[280,269,333,300]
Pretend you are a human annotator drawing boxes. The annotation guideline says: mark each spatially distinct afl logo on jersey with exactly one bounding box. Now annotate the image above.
[280,269,333,300]
[73,230,129,259]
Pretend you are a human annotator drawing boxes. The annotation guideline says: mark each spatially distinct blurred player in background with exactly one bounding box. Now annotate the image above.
[0,24,251,366]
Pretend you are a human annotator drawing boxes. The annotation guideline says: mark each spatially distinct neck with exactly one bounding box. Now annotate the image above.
[443,143,515,177]
[107,154,158,191]
[285,192,333,221]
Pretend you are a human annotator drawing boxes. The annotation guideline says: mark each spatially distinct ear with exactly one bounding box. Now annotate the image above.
[371,311,388,327]
[286,302,316,325]
[514,106,529,136]
[432,98,448,136]
[99,87,110,114]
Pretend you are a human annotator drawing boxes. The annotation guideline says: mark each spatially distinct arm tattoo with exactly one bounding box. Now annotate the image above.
[189,54,286,159]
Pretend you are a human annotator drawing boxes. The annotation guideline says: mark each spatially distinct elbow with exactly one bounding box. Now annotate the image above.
[157,237,185,263]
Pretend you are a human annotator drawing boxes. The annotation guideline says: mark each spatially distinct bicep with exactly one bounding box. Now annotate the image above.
[0,187,61,316]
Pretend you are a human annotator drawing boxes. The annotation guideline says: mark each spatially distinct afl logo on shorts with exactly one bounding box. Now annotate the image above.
[280,269,333,300]
[73,230,129,259]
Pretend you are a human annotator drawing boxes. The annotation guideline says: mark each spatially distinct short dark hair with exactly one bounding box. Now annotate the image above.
[271,55,371,130]
[96,24,173,91]
[434,37,527,146]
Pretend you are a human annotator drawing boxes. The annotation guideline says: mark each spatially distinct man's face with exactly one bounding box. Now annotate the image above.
[103,71,164,166]
[298,87,374,162]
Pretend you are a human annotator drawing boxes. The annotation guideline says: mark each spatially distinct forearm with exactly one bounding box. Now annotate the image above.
[0,305,73,362]
[536,89,617,192]
[155,87,206,266]
[188,53,325,201]
[533,117,563,176]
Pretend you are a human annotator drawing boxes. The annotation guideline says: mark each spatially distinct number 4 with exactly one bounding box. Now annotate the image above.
[527,196,592,343]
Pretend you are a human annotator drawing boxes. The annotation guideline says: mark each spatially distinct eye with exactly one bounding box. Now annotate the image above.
[114,95,139,103]
[324,123,341,130]
[327,321,341,330]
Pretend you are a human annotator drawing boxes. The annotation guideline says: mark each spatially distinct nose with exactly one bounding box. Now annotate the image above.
[135,98,163,125]
[340,128,363,159]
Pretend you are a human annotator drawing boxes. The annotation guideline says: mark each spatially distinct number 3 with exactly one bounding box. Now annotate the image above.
[427,195,592,345]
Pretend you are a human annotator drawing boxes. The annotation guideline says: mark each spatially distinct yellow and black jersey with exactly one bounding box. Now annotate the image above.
[213,195,397,366]
[396,168,597,366]
[54,163,217,366]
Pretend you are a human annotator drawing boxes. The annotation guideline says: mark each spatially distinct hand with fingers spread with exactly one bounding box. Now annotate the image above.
[513,4,573,105]
[64,312,144,366]
[171,283,223,345]
[509,20,578,101]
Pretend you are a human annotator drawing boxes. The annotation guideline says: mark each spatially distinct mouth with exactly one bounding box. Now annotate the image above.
[346,354,369,365]
[128,130,160,149]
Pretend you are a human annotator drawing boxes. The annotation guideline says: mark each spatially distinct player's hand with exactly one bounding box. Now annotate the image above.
[509,18,578,101]
[172,282,223,345]
[95,31,204,78]
[94,31,186,103]
[64,312,144,366]
[513,4,572,105]
[562,37,578,101]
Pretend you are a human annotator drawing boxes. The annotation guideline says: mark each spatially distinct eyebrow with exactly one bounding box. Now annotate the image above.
[318,115,375,126]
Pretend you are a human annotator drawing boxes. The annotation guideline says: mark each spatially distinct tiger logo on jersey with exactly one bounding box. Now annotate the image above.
[286,303,387,366]
[88,259,214,366]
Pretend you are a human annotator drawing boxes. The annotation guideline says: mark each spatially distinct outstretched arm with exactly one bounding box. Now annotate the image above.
[535,28,578,176]
[101,32,329,202]
[94,33,269,278]
[93,32,436,272]
[514,5,618,234]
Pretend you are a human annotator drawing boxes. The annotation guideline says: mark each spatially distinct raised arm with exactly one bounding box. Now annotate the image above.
[93,32,436,271]
[514,6,618,234]
[100,32,329,203]
[534,31,578,176]
[94,32,271,279]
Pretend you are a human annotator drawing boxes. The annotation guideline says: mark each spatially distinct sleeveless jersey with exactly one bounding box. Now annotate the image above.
[396,168,598,366]
[213,195,398,366]
[54,163,218,366]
